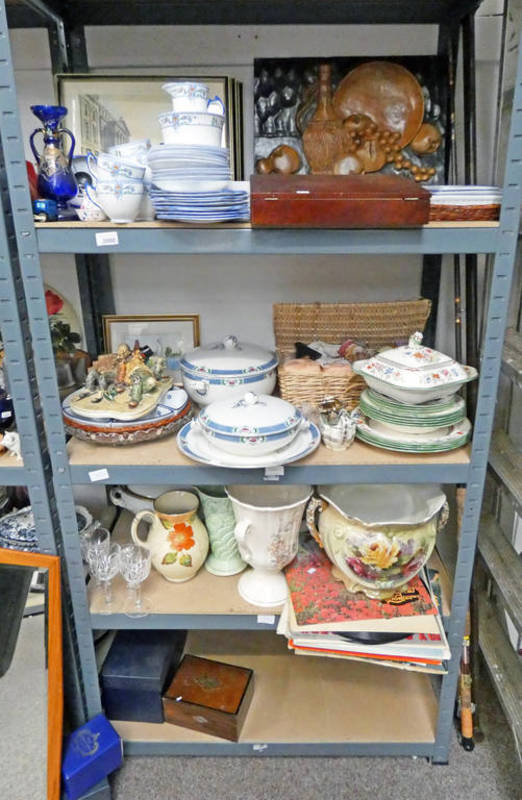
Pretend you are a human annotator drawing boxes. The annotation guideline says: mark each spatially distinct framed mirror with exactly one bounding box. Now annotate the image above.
[0,548,63,800]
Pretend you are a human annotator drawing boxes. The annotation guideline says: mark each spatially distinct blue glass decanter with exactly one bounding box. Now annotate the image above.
[30,105,78,213]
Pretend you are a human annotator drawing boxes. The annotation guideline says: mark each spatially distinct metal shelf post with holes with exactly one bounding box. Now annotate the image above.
[1,0,521,785]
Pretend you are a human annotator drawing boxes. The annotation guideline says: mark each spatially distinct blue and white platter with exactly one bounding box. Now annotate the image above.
[0,506,38,550]
[63,387,189,428]
[177,419,320,468]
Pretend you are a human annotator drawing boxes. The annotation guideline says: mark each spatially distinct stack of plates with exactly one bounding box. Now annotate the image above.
[147,144,231,185]
[63,388,192,446]
[354,389,471,453]
[429,185,501,221]
[149,180,250,223]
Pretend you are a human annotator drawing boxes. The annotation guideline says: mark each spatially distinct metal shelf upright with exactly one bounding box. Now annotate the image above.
[1,0,522,785]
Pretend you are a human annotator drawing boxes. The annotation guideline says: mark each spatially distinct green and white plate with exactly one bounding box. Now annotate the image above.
[353,408,471,453]
[360,389,466,431]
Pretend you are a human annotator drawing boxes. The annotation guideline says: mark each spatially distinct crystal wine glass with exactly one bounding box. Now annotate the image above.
[88,543,121,614]
[83,527,111,585]
[119,544,152,618]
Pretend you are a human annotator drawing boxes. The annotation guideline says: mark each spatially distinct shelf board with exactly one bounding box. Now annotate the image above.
[0,450,26,485]
[111,629,438,756]
[478,516,522,634]
[35,221,500,256]
[90,511,451,628]
[68,436,470,485]
[89,512,281,628]
[6,0,484,29]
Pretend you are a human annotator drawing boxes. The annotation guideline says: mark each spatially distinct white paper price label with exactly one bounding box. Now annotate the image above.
[1,411,12,418]
[95,231,119,247]
[264,466,284,481]
[253,744,268,752]
[88,468,109,482]
[257,614,275,625]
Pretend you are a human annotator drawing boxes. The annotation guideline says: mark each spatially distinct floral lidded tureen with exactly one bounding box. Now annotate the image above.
[306,484,448,599]
[196,391,307,456]
[181,335,278,405]
[352,332,478,404]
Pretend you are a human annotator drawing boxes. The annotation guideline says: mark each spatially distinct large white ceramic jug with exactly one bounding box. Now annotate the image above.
[226,485,312,607]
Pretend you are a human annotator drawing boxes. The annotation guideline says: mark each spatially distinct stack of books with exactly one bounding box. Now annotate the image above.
[278,539,450,674]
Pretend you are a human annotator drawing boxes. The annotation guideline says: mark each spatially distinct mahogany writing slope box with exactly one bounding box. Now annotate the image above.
[250,174,430,228]
[162,654,254,742]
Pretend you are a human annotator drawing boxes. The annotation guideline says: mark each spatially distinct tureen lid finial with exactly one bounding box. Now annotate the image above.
[223,335,239,350]
[243,391,257,406]
[409,331,423,348]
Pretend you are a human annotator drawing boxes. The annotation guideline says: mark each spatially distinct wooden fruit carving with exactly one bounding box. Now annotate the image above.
[411,123,442,155]
[255,145,301,175]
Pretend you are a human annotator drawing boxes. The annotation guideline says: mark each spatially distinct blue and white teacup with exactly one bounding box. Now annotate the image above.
[162,81,225,115]
[87,180,144,224]
[87,151,146,183]
[158,111,225,147]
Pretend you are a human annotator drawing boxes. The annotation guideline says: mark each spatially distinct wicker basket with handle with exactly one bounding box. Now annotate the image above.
[274,299,431,409]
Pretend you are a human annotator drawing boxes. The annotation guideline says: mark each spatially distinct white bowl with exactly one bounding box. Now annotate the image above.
[182,369,276,406]
[158,111,225,147]
[196,416,303,456]
[87,151,146,183]
[94,180,145,224]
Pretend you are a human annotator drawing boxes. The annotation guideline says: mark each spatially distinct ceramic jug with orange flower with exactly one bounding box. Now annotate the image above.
[131,490,209,582]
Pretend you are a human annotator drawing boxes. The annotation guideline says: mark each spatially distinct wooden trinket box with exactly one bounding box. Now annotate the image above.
[250,174,430,228]
[162,654,254,741]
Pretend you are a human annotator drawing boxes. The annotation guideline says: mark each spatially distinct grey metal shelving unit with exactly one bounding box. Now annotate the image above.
[1,0,522,793]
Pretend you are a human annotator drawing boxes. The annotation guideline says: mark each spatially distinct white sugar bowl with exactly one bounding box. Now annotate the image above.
[181,335,278,406]
[353,332,478,404]
[196,391,308,456]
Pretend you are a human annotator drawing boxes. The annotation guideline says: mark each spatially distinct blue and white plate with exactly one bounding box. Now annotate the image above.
[0,507,37,545]
[63,388,189,427]
[177,419,320,468]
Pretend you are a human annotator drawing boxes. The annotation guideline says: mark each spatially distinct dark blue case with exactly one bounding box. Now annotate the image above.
[101,629,186,723]
[62,713,122,800]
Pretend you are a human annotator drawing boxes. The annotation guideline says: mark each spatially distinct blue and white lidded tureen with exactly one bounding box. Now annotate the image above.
[352,332,478,404]
[196,391,307,456]
[181,335,278,406]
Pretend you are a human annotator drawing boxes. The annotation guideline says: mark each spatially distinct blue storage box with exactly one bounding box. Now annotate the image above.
[101,629,186,723]
[62,713,122,800]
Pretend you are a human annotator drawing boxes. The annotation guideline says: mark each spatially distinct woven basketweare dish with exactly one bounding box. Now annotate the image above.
[274,299,431,410]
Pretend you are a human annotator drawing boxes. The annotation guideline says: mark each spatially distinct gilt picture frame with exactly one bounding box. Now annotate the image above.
[102,314,200,364]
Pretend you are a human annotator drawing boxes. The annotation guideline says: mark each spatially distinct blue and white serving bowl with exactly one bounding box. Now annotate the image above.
[196,391,307,457]
[181,335,278,406]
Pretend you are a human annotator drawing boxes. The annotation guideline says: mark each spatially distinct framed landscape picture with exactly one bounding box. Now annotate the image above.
[57,74,242,178]
[102,314,200,368]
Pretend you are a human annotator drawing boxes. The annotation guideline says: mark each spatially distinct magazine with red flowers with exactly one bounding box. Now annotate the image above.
[284,538,440,634]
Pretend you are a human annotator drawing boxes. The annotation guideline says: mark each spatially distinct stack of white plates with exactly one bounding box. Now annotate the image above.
[147,144,231,185]
[149,180,250,223]
[429,185,502,208]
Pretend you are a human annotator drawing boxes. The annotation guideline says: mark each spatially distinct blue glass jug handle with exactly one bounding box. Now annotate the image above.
[60,127,76,166]
[29,128,42,165]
